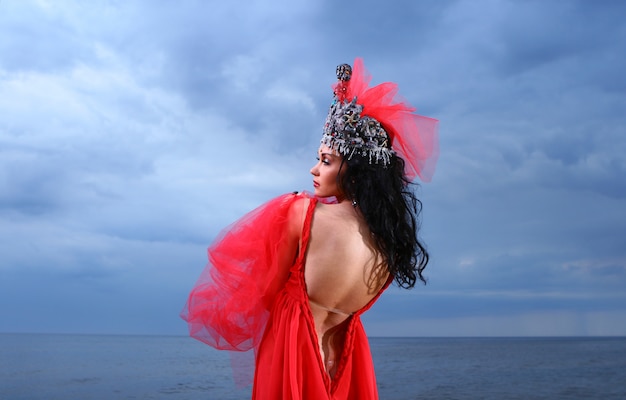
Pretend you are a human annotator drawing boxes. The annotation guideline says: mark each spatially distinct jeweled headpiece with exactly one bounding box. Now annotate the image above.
[321,58,439,182]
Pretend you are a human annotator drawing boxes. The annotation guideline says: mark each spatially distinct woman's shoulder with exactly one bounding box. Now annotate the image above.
[259,191,314,211]
[285,192,308,218]
[273,191,317,239]
[262,191,335,233]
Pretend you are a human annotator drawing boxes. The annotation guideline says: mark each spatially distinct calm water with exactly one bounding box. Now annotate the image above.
[1,334,625,399]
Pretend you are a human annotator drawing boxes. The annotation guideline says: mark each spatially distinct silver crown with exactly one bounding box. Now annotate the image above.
[321,63,394,165]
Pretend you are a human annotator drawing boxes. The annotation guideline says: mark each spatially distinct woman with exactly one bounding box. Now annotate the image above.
[181,58,438,399]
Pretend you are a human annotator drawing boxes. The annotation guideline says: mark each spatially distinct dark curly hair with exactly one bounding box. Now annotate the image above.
[337,153,429,288]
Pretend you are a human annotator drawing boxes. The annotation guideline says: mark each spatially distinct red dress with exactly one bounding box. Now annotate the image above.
[181,192,390,399]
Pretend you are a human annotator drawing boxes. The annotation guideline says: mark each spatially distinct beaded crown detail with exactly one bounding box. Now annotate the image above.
[320,58,440,182]
[322,63,394,165]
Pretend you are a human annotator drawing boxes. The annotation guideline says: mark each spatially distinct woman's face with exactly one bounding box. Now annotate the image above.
[310,145,344,198]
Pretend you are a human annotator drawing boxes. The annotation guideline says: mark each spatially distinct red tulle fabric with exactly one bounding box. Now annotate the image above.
[333,58,439,182]
[180,193,298,353]
[181,192,390,398]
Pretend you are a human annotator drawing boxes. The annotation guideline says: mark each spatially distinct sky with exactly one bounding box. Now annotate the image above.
[1,0,625,337]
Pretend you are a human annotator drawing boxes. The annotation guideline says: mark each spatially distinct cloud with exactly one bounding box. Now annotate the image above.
[1,0,625,336]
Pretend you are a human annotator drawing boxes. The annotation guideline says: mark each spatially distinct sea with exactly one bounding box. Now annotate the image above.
[1,334,625,400]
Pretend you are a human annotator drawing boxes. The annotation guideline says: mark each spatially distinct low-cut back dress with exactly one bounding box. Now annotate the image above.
[181,192,391,399]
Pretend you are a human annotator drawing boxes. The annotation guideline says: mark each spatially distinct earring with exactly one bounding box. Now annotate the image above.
[352,199,358,207]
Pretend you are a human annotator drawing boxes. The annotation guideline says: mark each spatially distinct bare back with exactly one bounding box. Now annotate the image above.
[303,201,389,375]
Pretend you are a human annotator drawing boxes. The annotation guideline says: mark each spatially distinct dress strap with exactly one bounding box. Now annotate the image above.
[309,299,354,317]
[298,195,310,250]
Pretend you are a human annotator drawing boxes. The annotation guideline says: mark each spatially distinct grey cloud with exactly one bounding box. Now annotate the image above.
[0,3,94,72]
[1,0,625,336]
